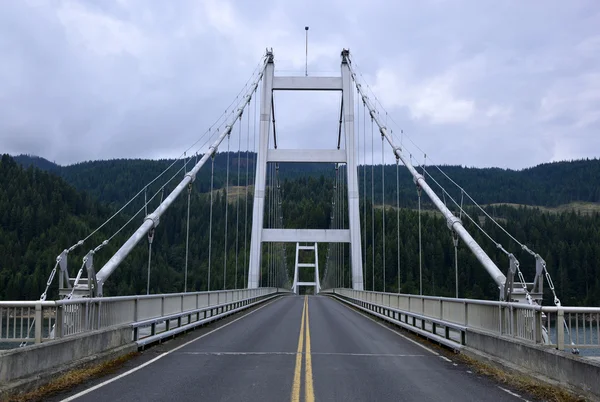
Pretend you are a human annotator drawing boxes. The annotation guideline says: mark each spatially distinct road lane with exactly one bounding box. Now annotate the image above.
[308,295,533,402]
[56,294,535,402]
[64,295,303,402]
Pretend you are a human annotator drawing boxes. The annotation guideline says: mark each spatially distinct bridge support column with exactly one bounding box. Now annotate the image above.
[248,52,274,288]
[341,50,364,290]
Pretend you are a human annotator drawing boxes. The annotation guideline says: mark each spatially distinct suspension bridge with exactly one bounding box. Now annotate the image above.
[1,49,600,402]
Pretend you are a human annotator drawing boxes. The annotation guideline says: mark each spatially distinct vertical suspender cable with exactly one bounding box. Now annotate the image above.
[266,163,270,287]
[146,229,153,295]
[184,181,191,293]
[453,231,459,298]
[208,153,215,291]
[339,166,342,287]
[183,153,188,293]
[381,134,386,292]
[342,165,345,288]
[339,166,342,288]
[254,91,259,287]
[269,164,273,287]
[275,164,280,287]
[235,113,242,289]
[271,165,274,287]
[272,165,275,287]
[371,117,375,291]
[223,133,231,289]
[243,112,250,289]
[333,166,336,288]
[336,167,339,288]
[246,88,257,288]
[396,156,400,293]
[363,102,367,288]
[418,185,423,295]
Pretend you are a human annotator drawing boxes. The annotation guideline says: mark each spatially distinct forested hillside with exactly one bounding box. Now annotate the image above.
[0,155,111,299]
[3,154,600,306]
[14,154,600,208]
[1,155,260,299]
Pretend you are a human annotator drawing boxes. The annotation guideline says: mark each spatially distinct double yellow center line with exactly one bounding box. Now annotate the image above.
[291,296,314,402]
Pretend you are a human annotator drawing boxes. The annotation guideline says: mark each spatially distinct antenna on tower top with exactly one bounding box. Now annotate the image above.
[305,26,309,77]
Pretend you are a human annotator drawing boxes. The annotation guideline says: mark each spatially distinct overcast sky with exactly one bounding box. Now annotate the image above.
[1,0,599,169]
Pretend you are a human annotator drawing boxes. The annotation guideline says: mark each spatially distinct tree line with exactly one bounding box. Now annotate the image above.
[2,154,600,306]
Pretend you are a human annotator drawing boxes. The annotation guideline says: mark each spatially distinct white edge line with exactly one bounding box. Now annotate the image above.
[60,296,282,402]
[440,356,452,363]
[332,296,440,356]
[498,386,530,402]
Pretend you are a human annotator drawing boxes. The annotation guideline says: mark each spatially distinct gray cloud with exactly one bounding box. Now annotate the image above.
[1,0,599,168]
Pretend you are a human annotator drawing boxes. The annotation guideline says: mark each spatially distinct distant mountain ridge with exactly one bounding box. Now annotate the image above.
[13,154,600,208]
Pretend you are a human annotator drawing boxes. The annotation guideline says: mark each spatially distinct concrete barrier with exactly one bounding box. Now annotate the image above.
[465,329,600,399]
[0,325,133,384]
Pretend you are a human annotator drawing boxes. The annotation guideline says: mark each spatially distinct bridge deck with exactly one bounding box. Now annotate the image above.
[52,295,535,402]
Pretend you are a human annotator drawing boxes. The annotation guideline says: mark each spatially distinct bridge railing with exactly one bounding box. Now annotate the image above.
[0,288,278,347]
[323,288,600,351]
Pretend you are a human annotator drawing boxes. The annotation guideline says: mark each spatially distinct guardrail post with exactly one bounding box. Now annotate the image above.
[55,305,63,339]
[533,309,542,344]
[97,301,102,330]
[34,303,42,343]
[499,305,504,335]
[511,305,517,337]
[557,309,565,351]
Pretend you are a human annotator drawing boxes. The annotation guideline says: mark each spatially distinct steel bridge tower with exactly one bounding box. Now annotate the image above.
[247,50,364,290]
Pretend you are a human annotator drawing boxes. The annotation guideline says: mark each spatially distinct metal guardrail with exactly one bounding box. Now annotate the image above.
[324,289,600,351]
[0,288,279,347]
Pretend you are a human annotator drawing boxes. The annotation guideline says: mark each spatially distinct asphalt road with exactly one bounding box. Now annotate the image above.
[56,295,535,402]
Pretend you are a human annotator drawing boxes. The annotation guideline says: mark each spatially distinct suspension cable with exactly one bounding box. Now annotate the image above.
[396,156,400,293]
[64,56,267,254]
[243,105,250,290]
[362,94,367,287]
[339,165,342,288]
[453,231,459,298]
[371,116,375,291]
[342,164,346,288]
[418,185,423,295]
[208,154,215,291]
[335,164,339,288]
[223,133,231,290]
[146,228,154,295]
[351,57,551,289]
[351,55,556,304]
[235,114,242,289]
[268,163,273,287]
[421,167,510,255]
[381,132,386,292]
[184,180,191,292]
